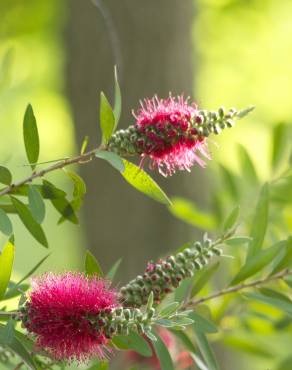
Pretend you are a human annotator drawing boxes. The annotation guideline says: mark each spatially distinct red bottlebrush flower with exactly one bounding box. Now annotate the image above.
[133,95,210,176]
[22,272,117,363]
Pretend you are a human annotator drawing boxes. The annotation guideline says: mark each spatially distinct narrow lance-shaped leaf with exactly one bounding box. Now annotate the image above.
[0,240,15,300]
[271,122,288,171]
[0,165,12,185]
[95,150,125,172]
[28,185,46,224]
[16,254,50,286]
[121,159,171,205]
[85,250,103,277]
[151,330,175,370]
[191,262,220,297]
[170,197,216,231]
[193,330,220,370]
[113,65,121,128]
[1,318,15,345]
[220,165,239,201]
[23,104,40,170]
[222,206,240,232]
[112,331,152,357]
[231,241,285,286]
[100,92,115,144]
[236,106,255,119]
[106,258,122,281]
[0,208,13,236]
[271,237,292,275]
[247,183,269,260]
[10,196,48,248]
[190,312,218,334]
[0,326,37,370]
[237,144,258,184]
[245,292,292,317]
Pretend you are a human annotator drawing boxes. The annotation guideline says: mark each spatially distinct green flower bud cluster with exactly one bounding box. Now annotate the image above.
[87,306,155,339]
[119,237,223,308]
[191,107,241,137]
[108,125,142,156]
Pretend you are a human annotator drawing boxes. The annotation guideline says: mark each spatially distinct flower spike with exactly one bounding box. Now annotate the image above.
[108,94,254,176]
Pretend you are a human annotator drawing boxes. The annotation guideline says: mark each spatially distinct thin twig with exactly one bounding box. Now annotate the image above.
[13,362,24,370]
[185,269,292,308]
[0,147,102,197]
[0,311,18,317]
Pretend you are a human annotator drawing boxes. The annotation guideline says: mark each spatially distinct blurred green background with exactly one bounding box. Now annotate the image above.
[1,0,292,369]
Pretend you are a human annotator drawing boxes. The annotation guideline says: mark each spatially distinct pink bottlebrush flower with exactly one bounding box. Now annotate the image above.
[22,272,117,363]
[133,94,210,176]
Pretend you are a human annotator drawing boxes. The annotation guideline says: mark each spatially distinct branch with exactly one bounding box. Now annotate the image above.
[185,269,292,308]
[13,362,24,370]
[0,147,102,197]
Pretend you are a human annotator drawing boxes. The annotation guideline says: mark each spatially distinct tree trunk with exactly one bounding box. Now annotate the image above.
[64,0,206,282]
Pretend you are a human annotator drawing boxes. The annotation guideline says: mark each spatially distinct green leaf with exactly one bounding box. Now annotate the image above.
[231,241,285,285]
[169,197,216,230]
[193,330,220,370]
[247,183,269,260]
[4,282,29,300]
[224,236,252,246]
[0,326,37,369]
[28,185,45,224]
[100,92,115,144]
[223,335,273,358]
[121,159,171,205]
[0,166,12,185]
[23,104,40,170]
[51,196,78,224]
[10,196,48,248]
[237,144,258,184]
[0,241,14,300]
[95,150,125,172]
[271,237,292,274]
[106,258,122,281]
[220,165,239,201]
[174,278,192,302]
[59,170,87,221]
[0,208,13,236]
[191,262,220,297]
[276,355,292,370]
[41,180,66,199]
[170,330,197,354]
[86,361,109,370]
[66,170,86,199]
[152,330,175,370]
[222,206,240,232]
[245,292,292,317]
[146,291,154,312]
[171,316,194,327]
[112,331,152,357]
[16,254,50,286]
[80,135,89,155]
[155,318,176,327]
[113,66,121,128]
[10,181,66,199]
[85,250,103,277]
[1,318,14,345]
[159,302,180,318]
[236,106,255,119]
[190,312,218,334]
[272,122,288,171]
